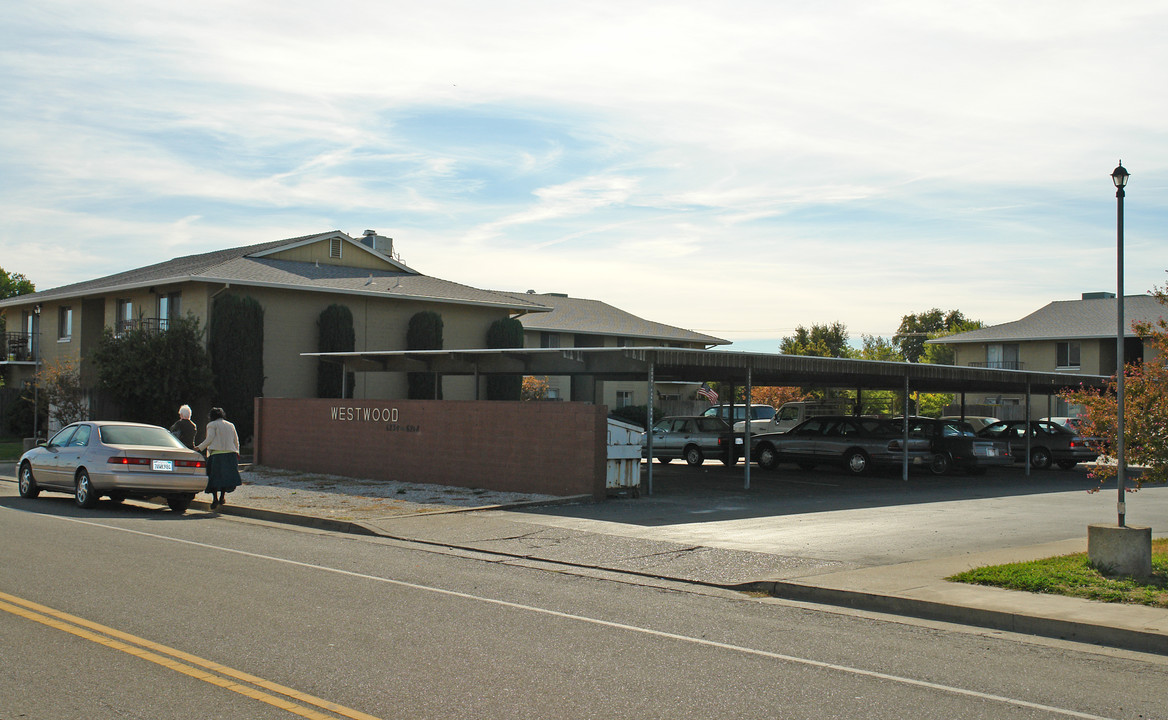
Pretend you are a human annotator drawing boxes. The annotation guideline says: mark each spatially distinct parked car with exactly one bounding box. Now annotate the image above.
[750,416,931,475]
[975,420,1098,470]
[17,421,209,513]
[939,415,999,432]
[644,415,737,466]
[752,400,854,434]
[701,403,776,434]
[891,417,1012,475]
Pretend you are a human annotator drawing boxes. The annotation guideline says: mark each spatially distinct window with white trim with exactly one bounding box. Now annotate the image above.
[58,306,73,340]
[1056,341,1080,369]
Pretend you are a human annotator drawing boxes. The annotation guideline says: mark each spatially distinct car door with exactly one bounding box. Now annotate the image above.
[37,425,78,488]
[56,423,93,485]
[784,419,828,459]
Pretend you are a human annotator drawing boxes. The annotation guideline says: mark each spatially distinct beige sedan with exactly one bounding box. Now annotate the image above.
[17,421,208,513]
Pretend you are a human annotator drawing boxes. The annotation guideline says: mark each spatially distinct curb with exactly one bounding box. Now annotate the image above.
[744,580,1168,657]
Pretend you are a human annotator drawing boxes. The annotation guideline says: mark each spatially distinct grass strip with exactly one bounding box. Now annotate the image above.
[948,539,1168,608]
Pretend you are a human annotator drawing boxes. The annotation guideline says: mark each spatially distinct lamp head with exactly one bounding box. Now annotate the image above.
[1111,161,1129,188]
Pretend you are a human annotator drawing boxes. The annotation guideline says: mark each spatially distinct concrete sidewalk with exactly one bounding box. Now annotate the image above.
[4,463,1166,656]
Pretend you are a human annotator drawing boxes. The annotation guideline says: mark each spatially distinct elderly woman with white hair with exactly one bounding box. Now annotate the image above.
[169,404,197,449]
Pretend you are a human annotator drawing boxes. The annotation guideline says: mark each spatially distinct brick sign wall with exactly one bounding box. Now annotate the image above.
[254,398,608,498]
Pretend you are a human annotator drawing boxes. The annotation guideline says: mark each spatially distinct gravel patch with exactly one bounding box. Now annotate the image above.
[225,465,563,520]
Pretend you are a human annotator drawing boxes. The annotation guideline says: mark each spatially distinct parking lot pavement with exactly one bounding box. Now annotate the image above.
[3,460,1166,655]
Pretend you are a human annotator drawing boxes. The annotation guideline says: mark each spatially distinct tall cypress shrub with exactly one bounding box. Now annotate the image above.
[210,294,264,441]
[485,317,524,400]
[317,304,355,398]
[406,310,443,399]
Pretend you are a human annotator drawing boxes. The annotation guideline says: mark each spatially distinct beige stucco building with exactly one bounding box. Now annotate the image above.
[1,231,728,423]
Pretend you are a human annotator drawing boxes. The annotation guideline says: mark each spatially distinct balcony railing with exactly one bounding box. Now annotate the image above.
[968,361,1025,370]
[115,317,172,336]
[3,332,36,362]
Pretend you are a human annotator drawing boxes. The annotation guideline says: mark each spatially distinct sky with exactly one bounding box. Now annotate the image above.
[2,1,1166,352]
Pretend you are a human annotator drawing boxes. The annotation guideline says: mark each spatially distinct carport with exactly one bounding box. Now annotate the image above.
[304,347,1109,494]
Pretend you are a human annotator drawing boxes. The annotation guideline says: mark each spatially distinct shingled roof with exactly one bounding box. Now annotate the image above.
[497,291,729,347]
[933,294,1166,345]
[0,231,549,313]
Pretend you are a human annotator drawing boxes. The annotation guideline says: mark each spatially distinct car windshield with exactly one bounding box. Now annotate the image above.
[100,425,186,448]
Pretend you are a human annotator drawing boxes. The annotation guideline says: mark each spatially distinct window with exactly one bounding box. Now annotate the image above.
[986,343,1020,369]
[540,332,561,348]
[116,299,133,333]
[329,237,342,258]
[616,391,634,408]
[58,306,73,340]
[1056,341,1080,369]
[158,292,181,330]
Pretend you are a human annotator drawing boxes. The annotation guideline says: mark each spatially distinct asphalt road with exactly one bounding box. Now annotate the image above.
[3,485,1166,720]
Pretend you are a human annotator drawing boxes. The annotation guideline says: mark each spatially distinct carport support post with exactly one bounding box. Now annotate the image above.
[646,358,654,496]
[902,374,910,482]
[341,362,347,399]
[744,365,752,490]
[1025,383,1032,478]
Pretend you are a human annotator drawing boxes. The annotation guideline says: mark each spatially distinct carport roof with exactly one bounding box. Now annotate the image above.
[304,347,1108,395]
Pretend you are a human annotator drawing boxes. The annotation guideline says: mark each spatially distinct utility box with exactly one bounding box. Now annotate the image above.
[606,418,644,496]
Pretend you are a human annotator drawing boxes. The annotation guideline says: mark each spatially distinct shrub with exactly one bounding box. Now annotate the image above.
[91,315,214,427]
[317,304,355,398]
[486,317,524,400]
[209,295,264,440]
[406,311,443,399]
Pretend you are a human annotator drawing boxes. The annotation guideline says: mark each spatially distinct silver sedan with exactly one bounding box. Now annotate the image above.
[17,421,209,513]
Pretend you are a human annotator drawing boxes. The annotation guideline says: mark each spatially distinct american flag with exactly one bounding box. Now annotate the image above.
[697,383,718,404]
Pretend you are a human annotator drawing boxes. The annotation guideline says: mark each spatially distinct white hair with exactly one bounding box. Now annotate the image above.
[178,404,192,419]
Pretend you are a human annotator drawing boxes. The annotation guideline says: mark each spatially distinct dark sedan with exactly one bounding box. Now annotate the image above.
[976,420,1098,470]
[18,421,208,512]
[891,417,1012,475]
[750,416,931,475]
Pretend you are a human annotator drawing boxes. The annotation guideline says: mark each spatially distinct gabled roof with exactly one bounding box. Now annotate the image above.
[932,294,1167,345]
[0,232,550,314]
[496,292,729,347]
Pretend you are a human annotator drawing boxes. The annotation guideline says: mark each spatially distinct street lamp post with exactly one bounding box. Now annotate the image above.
[1111,161,1129,527]
[32,303,41,443]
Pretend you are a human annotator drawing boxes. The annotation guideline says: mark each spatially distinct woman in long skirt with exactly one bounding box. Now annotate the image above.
[196,407,242,510]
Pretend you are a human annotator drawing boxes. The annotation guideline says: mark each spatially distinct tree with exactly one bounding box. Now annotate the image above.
[1060,287,1168,488]
[779,322,853,358]
[521,375,549,401]
[750,386,807,408]
[406,311,444,399]
[92,316,214,427]
[317,304,355,398]
[919,319,984,366]
[209,294,265,441]
[894,309,978,363]
[0,267,35,334]
[36,359,88,427]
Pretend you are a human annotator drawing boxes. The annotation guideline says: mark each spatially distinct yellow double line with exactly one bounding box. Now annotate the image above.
[0,590,384,720]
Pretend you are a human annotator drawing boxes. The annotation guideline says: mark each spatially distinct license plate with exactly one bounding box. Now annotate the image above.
[152,459,174,472]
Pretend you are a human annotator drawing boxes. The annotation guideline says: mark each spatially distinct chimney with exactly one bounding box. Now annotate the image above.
[1082,292,1116,300]
[361,230,394,257]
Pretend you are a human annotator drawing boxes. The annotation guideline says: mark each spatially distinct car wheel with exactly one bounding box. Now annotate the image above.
[75,470,99,509]
[18,463,40,499]
[1056,460,1078,470]
[929,453,952,476]
[1029,447,1053,470]
[167,495,193,514]
[656,457,672,464]
[756,443,778,470]
[843,449,870,475]
[684,445,704,466]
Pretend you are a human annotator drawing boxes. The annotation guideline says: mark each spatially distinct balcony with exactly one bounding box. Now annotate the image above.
[3,332,36,362]
[968,361,1025,370]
